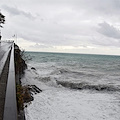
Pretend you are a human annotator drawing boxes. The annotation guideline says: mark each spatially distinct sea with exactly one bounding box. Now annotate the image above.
[22,52,120,120]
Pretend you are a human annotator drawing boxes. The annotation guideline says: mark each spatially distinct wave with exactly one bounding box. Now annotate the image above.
[28,66,119,92]
[38,76,51,83]
[51,68,84,75]
[59,69,86,75]
[56,80,120,92]
[51,68,97,78]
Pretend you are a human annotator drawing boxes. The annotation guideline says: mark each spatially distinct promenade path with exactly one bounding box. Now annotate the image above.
[0,42,13,120]
[0,42,12,60]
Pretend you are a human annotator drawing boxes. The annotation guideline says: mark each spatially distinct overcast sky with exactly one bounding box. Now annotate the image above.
[1,0,120,55]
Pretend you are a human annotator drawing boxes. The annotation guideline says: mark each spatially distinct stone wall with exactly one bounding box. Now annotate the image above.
[14,44,27,120]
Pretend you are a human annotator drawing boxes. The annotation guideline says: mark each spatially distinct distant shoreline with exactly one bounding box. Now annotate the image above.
[25,51,120,57]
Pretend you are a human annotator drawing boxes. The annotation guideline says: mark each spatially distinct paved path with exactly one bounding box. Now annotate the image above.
[0,42,12,120]
[0,42,13,78]
[0,51,11,120]
[0,42,12,61]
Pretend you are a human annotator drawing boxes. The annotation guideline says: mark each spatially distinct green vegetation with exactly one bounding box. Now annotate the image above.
[16,85,24,110]
[0,12,5,28]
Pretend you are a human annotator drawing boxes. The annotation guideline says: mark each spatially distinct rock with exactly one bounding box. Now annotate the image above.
[31,67,36,70]
[28,85,42,94]
[23,85,42,104]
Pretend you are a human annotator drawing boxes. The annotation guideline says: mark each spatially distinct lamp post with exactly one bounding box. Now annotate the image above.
[0,11,5,42]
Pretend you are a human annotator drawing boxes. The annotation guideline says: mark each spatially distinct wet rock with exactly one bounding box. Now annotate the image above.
[23,85,42,103]
[28,85,42,94]
[31,67,36,70]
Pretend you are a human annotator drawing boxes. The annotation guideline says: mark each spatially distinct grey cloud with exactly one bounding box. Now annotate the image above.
[2,5,35,20]
[1,0,120,55]
[30,43,53,49]
[98,22,120,39]
[73,0,120,15]
[91,38,119,47]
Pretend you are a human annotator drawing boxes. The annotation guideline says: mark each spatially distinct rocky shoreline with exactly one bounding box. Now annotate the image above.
[14,44,42,120]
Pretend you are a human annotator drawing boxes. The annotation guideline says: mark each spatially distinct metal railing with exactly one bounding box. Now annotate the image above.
[0,40,14,43]
[3,43,17,120]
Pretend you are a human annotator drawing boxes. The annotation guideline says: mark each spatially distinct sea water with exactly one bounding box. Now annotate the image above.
[22,52,120,120]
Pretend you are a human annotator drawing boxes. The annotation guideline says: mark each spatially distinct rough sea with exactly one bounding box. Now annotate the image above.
[22,52,120,120]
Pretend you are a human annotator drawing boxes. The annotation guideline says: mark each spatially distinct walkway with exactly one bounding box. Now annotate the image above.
[0,51,11,120]
[0,42,12,61]
[0,42,13,120]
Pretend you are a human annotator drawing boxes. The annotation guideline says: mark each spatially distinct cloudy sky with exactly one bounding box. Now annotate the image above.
[1,0,120,55]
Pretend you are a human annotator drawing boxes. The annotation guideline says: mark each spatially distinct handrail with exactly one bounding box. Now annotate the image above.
[1,40,14,43]
[3,43,17,120]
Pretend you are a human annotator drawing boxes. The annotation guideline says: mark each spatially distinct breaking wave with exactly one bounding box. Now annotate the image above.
[51,68,96,77]
[56,80,120,92]
[38,76,51,83]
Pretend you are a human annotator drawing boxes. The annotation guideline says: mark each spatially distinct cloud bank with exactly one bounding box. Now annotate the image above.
[1,0,120,55]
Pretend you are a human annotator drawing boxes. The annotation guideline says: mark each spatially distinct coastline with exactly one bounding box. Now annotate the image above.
[21,51,120,120]
[14,45,42,120]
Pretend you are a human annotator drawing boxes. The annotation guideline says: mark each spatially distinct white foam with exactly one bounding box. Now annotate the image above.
[25,89,120,120]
